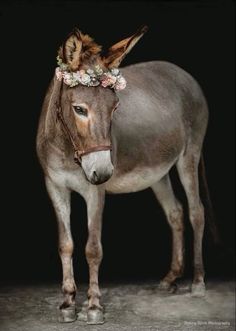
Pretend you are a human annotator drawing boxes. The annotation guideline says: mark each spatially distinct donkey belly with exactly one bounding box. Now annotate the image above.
[105,109,185,193]
[105,159,178,193]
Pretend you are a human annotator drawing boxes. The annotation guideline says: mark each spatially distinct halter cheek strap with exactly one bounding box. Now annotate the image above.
[55,103,112,164]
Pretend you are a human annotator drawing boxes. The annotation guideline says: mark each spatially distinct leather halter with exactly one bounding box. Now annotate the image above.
[55,83,112,164]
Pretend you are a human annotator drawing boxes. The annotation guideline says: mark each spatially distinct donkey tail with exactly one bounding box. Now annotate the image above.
[199,154,221,246]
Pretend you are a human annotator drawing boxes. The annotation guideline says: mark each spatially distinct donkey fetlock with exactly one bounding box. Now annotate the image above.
[159,267,183,292]
[86,288,104,325]
[59,282,77,323]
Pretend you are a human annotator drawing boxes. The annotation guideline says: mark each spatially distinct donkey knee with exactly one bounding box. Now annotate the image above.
[59,240,74,257]
[167,202,184,231]
[189,201,205,231]
[86,239,103,265]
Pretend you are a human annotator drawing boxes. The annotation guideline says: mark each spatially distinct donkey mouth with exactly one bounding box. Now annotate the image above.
[88,170,113,185]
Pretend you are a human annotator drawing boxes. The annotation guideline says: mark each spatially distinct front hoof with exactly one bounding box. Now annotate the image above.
[77,306,88,322]
[191,282,206,298]
[59,306,77,323]
[87,308,104,325]
[158,280,177,293]
[158,280,171,291]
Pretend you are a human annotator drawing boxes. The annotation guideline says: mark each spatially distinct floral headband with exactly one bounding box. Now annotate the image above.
[55,56,127,91]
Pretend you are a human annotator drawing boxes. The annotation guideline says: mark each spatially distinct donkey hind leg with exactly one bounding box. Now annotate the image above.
[83,187,105,325]
[46,178,77,322]
[151,175,184,291]
[177,149,206,297]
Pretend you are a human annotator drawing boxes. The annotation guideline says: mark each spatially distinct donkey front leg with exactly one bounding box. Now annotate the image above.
[46,178,77,322]
[85,186,105,325]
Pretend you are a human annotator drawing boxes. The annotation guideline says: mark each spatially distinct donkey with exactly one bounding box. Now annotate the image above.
[37,26,210,324]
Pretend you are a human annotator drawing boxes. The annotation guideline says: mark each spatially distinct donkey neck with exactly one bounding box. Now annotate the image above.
[44,80,73,158]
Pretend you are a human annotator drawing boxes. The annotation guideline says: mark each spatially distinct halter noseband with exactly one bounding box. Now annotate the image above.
[55,91,112,165]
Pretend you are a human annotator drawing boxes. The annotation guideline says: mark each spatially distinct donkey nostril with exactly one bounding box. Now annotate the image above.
[90,169,112,185]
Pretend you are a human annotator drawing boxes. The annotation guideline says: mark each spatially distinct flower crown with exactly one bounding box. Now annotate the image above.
[56,56,126,91]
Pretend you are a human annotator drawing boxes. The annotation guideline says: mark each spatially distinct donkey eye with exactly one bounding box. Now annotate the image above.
[73,106,88,117]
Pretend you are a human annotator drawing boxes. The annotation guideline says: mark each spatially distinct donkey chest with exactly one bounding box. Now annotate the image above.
[47,164,90,198]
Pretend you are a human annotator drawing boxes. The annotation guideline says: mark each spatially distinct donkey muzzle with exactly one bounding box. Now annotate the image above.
[81,150,114,185]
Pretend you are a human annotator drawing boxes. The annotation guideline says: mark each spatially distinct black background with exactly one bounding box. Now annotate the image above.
[0,1,234,284]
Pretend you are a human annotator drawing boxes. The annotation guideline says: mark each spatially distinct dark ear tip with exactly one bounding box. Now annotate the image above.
[140,25,149,34]
[74,27,81,38]
[68,27,81,40]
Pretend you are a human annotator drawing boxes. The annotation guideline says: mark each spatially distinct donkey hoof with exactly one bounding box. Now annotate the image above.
[191,282,206,298]
[77,309,88,322]
[59,306,77,323]
[87,308,104,325]
[158,280,172,291]
[159,280,177,293]
[168,283,178,294]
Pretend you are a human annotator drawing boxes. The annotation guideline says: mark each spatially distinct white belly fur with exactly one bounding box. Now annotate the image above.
[105,160,176,194]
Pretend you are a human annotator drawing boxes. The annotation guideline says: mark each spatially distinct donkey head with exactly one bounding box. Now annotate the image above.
[53,26,147,185]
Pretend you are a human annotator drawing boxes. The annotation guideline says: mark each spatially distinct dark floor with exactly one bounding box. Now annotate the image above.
[0,280,235,331]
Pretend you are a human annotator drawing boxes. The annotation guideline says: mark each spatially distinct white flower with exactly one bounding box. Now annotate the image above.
[55,67,63,81]
[94,65,103,76]
[61,63,69,71]
[115,76,127,90]
[111,68,120,76]
[79,73,91,85]
[72,71,81,82]
[56,55,63,66]
[86,68,96,77]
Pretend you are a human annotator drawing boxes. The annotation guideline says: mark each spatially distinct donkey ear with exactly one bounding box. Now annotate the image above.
[59,28,102,70]
[61,28,83,71]
[103,25,148,68]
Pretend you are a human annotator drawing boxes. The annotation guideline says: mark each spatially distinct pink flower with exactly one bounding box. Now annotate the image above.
[101,73,117,88]
[63,72,73,86]
[115,76,127,91]
[55,67,63,81]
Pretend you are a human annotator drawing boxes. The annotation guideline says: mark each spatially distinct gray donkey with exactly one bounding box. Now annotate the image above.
[37,26,210,324]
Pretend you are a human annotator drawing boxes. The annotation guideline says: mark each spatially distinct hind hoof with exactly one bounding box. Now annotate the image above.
[87,308,104,325]
[59,306,77,323]
[191,282,206,298]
